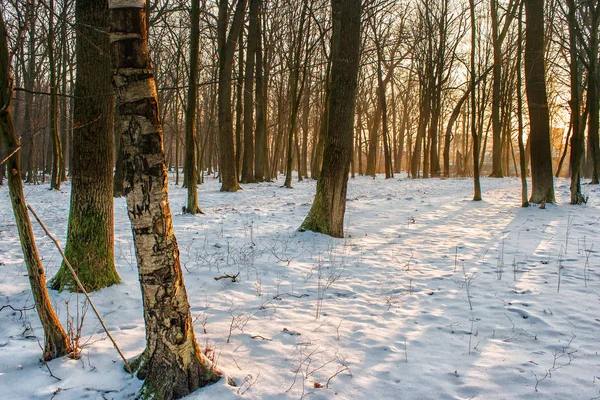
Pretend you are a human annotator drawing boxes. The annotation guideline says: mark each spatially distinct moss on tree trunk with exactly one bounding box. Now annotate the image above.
[300,0,361,238]
[51,0,119,292]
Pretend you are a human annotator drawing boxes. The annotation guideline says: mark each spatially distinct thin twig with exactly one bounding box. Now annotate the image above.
[27,205,133,377]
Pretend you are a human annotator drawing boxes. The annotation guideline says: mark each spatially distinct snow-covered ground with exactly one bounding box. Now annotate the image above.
[1,174,600,400]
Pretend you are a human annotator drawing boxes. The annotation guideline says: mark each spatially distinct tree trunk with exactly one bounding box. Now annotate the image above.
[300,0,360,238]
[114,102,125,197]
[184,0,202,214]
[217,0,247,192]
[490,0,504,177]
[567,0,586,204]
[51,0,119,292]
[470,0,482,200]
[241,0,260,183]
[517,1,529,207]
[22,1,36,183]
[254,6,269,182]
[0,12,71,361]
[587,4,600,184]
[525,0,555,203]
[108,2,220,398]
[48,0,63,190]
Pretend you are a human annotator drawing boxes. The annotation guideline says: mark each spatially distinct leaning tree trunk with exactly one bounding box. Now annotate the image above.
[0,12,71,361]
[183,0,202,214]
[300,0,361,238]
[108,2,219,398]
[51,0,119,292]
[525,0,555,203]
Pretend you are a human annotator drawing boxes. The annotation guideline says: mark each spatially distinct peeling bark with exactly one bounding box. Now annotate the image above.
[108,3,219,398]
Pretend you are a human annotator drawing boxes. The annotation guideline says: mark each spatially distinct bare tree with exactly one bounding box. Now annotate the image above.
[0,9,71,361]
[525,0,555,203]
[108,1,220,398]
[300,0,361,237]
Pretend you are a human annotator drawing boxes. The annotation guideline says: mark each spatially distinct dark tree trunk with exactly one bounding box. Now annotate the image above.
[254,6,269,182]
[470,0,482,200]
[525,0,555,203]
[108,2,220,398]
[184,0,202,214]
[52,0,119,292]
[517,1,529,207]
[300,0,361,238]
[241,0,260,183]
[22,1,36,183]
[217,0,247,192]
[567,0,586,204]
[48,0,63,190]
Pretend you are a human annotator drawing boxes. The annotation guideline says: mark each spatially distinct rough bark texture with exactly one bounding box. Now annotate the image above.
[184,0,202,214]
[300,0,361,238]
[52,0,119,292]
[108,2,219,398]
[0,13,71,361]
[524,0,555,203]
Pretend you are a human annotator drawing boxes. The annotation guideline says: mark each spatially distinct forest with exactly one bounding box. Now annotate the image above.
[0,0,599,399]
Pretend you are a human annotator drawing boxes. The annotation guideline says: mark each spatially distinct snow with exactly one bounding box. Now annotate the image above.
[1,174,600,399]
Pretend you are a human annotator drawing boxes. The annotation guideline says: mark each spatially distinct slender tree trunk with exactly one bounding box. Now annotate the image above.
[217,0,247,192]
[108,2,219,397]
[470,0,482,200]
[525,0,555,203]
[490,0,503,177]
[555,123,571,178]
[0,13,71,360]
[235,32,243,178]
[587,5,600,184]
[517,1,529,207]
[22,2,36,183]
[567,0,586,203]
[184,0,202,214]
[59,0,69,182]
[241,0,260,183]
[48,0,63,190]
[300,0,360,237]
[254,6,269,182]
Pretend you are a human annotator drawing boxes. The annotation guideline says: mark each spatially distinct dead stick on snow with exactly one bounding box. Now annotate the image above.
[27,205,133,377]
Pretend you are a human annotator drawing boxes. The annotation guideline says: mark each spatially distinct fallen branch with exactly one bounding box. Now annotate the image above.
[214,273,239,282]
[250,335,272,341]
[27,205,132,377]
